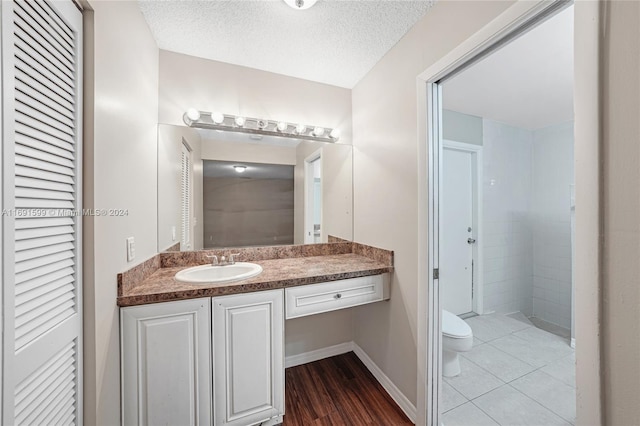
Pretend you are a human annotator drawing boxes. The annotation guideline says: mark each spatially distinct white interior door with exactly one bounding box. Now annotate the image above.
[442,147,474,315]
[2,1,83,423]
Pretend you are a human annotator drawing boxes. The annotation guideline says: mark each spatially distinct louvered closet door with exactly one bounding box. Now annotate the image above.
[1,0,83,424]
[181,143,191,250]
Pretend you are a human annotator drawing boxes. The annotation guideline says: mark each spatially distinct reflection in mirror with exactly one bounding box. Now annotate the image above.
[203,160,294,248]
[157,124,353,251]
[304,151,322,244]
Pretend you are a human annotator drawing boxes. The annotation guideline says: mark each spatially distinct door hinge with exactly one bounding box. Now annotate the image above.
[433,268,439,280]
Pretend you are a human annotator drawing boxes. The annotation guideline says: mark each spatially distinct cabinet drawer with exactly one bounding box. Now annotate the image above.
[285,274,390,319]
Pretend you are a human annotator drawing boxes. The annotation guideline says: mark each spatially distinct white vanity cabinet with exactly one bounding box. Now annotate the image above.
[121,291,284,426]
[120,274,386,425]
[121,298,212,426]
[212,289,284,426]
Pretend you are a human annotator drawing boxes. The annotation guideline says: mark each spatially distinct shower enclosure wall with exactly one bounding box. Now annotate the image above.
[481,118,574,333]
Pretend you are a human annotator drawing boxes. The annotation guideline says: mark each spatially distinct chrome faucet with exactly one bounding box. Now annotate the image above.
[218,253,240,266]
[206,253,240,266]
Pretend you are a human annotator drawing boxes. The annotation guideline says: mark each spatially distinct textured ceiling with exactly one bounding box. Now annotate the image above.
[443,6,574,130]
[138,0,434,88]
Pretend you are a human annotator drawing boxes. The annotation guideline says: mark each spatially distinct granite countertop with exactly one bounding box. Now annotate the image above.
[118,253,393,307]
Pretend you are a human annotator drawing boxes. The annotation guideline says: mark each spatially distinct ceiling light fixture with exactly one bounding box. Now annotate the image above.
[186,108,201,121]
[283,0,318,10]
[183,109,340,143]
[212,112,225,124]
[233,165,247,173]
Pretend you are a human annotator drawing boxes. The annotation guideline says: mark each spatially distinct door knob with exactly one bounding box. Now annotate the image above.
[467,238,476,244]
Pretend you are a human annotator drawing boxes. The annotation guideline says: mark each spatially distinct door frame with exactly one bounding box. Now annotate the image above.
[442,140,483,315]
[303,149,322,244]
[416,1,603,425]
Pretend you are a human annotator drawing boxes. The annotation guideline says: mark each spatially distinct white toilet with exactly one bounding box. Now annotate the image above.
[442,310,473,377]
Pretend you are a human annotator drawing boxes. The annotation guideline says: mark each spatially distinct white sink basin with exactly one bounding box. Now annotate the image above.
[175,262,263,284]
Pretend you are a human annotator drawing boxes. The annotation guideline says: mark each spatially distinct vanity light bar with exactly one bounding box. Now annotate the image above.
[183,109,341,143]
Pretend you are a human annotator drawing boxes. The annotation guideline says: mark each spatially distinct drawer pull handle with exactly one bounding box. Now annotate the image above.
[335,293,342,299]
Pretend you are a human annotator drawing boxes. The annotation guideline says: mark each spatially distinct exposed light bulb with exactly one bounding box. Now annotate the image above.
[283,0,318,10]
[313,127,325,137]
[234,165,247,173]
[235,116,246,127]
[277,122,288,132]
[295,124,306,134]
[186,108,200,121]
[329,128,341,140]
[212,112,224,124]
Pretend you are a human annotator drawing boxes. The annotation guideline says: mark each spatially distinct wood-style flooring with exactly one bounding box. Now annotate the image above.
[283,352,414,425]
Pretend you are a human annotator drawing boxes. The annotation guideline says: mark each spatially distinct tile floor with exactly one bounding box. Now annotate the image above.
[443,313,576,426]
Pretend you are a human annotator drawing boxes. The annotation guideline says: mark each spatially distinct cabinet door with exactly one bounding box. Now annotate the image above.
[121,298,211,426]
[213,290,284,426]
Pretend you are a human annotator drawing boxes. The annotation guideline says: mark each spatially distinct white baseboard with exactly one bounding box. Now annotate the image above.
[284,341,354,368]
[284,341,417,424]
[351,343,417,423]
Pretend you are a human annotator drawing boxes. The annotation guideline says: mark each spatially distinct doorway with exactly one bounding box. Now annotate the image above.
[439,5,576,424]
[416,1,601,425]
[441,141,483,316]
[304,150,322,244]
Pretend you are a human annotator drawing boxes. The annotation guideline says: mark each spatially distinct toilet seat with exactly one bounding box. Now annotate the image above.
[442,310,472,338]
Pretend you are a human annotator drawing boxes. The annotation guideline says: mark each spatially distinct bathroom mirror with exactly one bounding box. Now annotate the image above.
[157,124,353,251]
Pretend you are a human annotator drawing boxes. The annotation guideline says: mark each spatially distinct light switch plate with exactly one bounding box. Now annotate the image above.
[126,237,135,262]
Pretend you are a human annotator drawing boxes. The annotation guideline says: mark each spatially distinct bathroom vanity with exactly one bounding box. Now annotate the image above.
[117,242,393,426]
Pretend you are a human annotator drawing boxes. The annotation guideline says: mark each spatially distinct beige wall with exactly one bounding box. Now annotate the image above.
[351,0,515,406]
[201,137,297,165]
[293,141,353,244]
[285,310,354,357]
[157,124,202,251]
[158,50,353,145]
[319,142,353,243]
[601,1,640,424]
[83,1,159,424]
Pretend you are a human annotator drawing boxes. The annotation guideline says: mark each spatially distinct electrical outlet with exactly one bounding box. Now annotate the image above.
[126,237,135,262]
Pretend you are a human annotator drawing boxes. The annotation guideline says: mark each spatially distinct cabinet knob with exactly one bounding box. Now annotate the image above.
[335,293,342,299]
